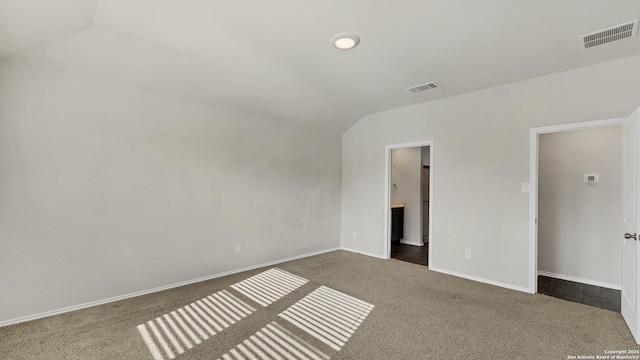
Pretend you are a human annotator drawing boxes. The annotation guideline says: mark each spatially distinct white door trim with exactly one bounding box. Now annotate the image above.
[528,118,624,293]
[384,140,434,264]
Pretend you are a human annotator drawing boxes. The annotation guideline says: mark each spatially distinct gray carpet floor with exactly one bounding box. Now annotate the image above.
[1,250,638,359]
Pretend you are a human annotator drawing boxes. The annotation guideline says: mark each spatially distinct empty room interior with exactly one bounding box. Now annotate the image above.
[5,1,640,359]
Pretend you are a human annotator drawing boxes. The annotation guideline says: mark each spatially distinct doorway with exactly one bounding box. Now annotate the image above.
[384,141,433,267]
[529,118,624,310]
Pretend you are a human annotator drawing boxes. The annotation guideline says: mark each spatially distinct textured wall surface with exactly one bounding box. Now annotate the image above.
[538,127,622,286]
[341,55,640,290]
[391,148,422,246]
[0,61,341,322]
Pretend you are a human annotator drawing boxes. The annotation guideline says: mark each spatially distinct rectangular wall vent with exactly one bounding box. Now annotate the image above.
[407,82,439,93]
[580,19,638,49]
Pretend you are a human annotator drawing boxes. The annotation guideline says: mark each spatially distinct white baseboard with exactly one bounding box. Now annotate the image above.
[0,247,340,328]
[429,266,531,294]
[538,271,621,290]
[340,248,530,293]
[400,240,424,247]
[340,246,387,259]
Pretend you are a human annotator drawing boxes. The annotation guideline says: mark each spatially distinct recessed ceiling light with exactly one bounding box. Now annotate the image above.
[330,33,360,50]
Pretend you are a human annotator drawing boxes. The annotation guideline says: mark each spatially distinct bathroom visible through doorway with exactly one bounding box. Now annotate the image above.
[388,144,431,266]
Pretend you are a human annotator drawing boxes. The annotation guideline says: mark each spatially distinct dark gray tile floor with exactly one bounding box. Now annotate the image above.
[537,275,620,312]
[390,242,428,266]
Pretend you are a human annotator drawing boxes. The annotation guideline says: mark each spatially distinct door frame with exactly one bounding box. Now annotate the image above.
[384,140,433,264]
[528,118,624,294]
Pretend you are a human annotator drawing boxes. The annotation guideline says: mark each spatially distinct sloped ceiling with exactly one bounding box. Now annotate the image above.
[0,0,97,56]
[3,1,640,132]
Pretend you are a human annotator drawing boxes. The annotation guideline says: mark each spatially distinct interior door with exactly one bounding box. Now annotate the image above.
[623,106,640,343]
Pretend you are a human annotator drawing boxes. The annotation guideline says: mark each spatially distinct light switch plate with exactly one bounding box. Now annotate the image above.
[521,182,530,193]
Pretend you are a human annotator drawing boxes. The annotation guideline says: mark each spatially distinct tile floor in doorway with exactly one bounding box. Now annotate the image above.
[390,242,428,266]
[537,275,620,312]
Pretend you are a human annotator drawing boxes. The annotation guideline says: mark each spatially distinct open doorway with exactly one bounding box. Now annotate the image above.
[530,119,623,312]
[384,141,433,266]
[422,147,430,246]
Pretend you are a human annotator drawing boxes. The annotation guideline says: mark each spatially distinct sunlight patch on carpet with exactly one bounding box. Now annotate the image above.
[217,321,330,360]
[230,268,309,307]
[137,290,256,359]
[279,286,374,351]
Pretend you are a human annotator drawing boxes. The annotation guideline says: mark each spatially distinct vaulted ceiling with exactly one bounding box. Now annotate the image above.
[3,0,640,132]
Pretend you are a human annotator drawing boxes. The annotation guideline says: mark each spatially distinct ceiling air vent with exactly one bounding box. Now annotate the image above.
[407,82,439,93]
[580,19,638,49]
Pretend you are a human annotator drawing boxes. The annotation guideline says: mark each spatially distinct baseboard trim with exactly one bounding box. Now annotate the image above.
[400,240,424,247]
[429,266,531,294]
[340,248,531,293]
[538,271,621,290]
[0,247,340,328]
[340,246,387,259]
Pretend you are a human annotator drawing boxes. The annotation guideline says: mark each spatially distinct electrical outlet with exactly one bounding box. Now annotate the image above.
[352,230,357,238]
[235,243,242,254]
[465,249,471,259]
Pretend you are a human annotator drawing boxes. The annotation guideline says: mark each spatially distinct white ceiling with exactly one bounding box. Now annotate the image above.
[0,0,97,56]
[3,0,640,133]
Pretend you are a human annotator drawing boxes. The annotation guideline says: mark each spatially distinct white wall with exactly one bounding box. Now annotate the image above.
[538,127,622,287]
[341,54,640,290]
[0,61,341,323]
[391,148,422,246]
